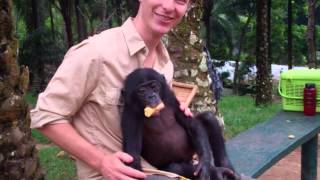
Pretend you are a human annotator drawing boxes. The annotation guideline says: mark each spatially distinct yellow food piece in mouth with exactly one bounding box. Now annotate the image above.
[144,102,165,117]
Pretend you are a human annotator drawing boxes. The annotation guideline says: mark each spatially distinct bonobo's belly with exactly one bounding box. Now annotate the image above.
[141,108,194,168]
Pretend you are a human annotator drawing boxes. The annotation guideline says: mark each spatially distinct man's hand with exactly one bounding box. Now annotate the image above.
[99,152,146,180]
[179,103,193,117]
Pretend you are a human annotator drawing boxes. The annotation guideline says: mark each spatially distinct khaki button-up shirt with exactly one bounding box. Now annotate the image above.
[30,18,174,179]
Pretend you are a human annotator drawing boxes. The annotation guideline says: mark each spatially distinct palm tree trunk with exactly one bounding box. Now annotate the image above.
[0,0,43,179]
[168,0,223,122]
[256,0,272,106]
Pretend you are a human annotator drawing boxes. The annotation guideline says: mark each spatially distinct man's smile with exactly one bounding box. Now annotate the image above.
[154,12,174,23]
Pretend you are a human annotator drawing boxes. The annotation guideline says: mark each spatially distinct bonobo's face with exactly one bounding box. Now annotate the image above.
[135,80,162,108]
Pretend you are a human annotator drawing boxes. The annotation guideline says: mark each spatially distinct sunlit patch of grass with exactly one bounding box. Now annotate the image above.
[219,95,281,138]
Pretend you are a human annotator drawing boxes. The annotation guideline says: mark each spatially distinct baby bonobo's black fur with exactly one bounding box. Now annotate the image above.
[121,68,240,180]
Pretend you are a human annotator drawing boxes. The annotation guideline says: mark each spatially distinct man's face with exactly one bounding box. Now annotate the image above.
[138,0,190,35]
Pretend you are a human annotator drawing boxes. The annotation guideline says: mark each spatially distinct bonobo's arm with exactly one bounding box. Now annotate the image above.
[175,105,214,162]
[121,107,144,170]
[163,92,213,179]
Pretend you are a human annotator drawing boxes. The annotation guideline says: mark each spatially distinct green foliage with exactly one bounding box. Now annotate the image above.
[292,24,308,64]
[38,147,76,180]
[19,27,65,68]
[26,92,51,144]
[209,0,317,67]
[32,129,51,144]
[219,95,281,138]
[25,92,37,106]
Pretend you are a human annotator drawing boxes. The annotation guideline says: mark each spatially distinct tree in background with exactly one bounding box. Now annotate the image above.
[56,0,73,48]
[255,0,272,106]
[306,0,317,68]
[232,0,255,94]
[287,0,293,69]
[168,0,224,124]
[0,0,43,179]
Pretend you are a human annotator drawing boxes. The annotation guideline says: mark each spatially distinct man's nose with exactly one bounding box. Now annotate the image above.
[162,0,175,11]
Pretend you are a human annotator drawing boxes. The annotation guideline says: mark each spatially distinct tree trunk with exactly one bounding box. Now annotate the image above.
[31,0,39,30]
[256,0,272,106]
[0,0,43,179]
[75,0,87,42]
[233,13,253,94]
[306,0,317,68]
[203,0,213,50]
[288,0,293,69]
[58,0,73,48]
[167,0,223,124]
[267,0,272,73]
[114,0,122,25]
[49,2,55,39]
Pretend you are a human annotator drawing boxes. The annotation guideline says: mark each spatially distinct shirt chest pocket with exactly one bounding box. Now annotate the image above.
[101,87,124,110]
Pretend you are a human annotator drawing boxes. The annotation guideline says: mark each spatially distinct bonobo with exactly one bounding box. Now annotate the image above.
[121,68,239,180]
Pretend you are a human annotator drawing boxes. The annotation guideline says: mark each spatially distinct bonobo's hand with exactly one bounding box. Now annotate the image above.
[128,155,143,171]
[210,167,237,180]
[99,152,146,180]
[194,160,212,180]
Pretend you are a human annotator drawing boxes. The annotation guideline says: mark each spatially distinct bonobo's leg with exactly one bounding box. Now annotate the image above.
[196,111,233,169]
[196,112,242,180]
[162,162,197,179]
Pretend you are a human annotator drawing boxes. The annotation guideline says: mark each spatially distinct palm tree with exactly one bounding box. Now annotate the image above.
[167,0,224,125]
[0,0,43,179]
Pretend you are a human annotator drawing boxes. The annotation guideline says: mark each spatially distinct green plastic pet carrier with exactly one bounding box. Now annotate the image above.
[278,69,320,112]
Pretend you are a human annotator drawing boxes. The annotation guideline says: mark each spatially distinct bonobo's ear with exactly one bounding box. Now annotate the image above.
[160,74,166,83]
[121,89,126,98]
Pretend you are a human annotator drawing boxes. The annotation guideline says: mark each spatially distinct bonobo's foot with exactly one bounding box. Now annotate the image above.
[210,167,237,180]
[227,171,241,180]
[217,159,241,180]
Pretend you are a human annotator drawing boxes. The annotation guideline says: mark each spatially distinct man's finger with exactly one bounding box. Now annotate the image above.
[116,152,133,163]
[120,165,147,179]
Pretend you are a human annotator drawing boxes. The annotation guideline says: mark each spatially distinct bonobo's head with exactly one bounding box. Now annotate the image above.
[122,68,167,116]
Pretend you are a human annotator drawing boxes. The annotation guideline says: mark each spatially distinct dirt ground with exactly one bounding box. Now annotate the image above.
[258,135,320,180]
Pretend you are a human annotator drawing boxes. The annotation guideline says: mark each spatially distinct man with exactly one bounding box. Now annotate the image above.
[31,0,192,179]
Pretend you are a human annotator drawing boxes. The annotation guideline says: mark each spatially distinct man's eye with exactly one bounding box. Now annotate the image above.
[176,0,187,5]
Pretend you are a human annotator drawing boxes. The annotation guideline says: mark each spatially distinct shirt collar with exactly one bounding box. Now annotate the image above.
[121,18,169,63]
[121,18,146,56]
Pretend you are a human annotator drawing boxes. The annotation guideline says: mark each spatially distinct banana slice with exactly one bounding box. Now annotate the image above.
[144,102,165,117]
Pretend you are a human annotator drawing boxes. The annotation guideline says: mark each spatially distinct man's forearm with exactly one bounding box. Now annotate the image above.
[37,123,105,171]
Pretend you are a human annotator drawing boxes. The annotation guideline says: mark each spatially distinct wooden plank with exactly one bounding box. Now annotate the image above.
[172,81,198,107]
[226,111,320,178]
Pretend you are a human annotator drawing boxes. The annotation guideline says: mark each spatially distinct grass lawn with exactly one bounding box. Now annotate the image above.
[27,92,281,179]
[219,95,281,138]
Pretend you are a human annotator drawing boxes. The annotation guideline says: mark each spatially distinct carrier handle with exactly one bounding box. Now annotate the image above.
[278,78,320,100]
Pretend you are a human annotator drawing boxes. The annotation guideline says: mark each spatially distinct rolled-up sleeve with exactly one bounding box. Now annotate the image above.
[30,41,101,128]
